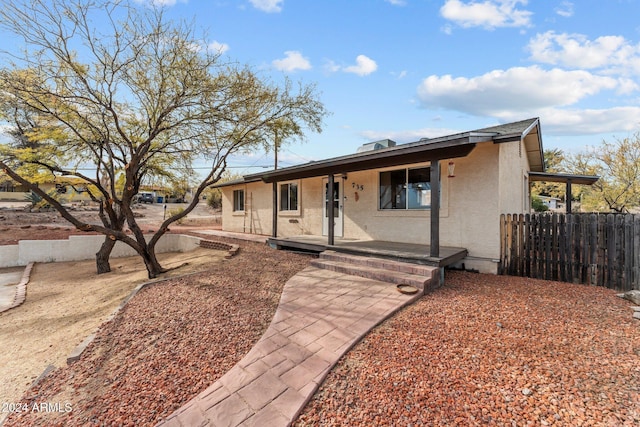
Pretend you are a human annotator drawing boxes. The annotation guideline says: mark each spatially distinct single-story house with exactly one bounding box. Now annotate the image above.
[217,118,598,274]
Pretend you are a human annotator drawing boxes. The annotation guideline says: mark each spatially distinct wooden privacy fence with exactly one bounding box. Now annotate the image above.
[499,213,640,291]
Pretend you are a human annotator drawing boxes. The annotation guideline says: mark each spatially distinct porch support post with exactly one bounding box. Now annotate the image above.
[565,179,572,213]
[430,160,440,258]
[272,181,278,237]
[327,173,335,246]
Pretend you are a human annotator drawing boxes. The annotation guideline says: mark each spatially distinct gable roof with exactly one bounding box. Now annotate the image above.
[473,118,544,171]
[216,118,544,186]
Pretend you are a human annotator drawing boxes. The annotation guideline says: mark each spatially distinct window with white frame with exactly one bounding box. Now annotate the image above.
[233,189,245,211]
[280,182,299,211]
[379,167,431,210]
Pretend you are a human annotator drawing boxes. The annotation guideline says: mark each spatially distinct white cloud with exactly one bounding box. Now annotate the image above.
[323,59,341,74]
[417,66,622,114]
[528,31,640,76]
[416,65,640,135]
[272,51,312,72]
[249,0,283,13]
[514,107,640,135]
[440,0,532,29]
[385,0,407,6]
[208,41,230,54]
[555,1,574,17]
[391,70,408,79]
[343,55,378,76]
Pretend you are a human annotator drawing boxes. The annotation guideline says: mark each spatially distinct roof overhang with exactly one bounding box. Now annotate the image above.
[529,171,599,186]
[489,118,544,172]
[222,118,546,185]
[248,136,478,183]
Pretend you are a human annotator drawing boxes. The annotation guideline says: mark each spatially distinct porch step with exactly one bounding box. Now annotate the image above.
[311,251,439,292]
[319,251,436,276]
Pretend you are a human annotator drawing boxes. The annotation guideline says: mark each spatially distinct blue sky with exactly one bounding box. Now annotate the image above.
[171,0,640,173]
[5,0,640,174]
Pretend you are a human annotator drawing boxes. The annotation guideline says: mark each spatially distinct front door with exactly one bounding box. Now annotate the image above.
[322,178,343,237]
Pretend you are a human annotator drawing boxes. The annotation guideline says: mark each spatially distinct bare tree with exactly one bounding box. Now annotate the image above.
[0,0,327,277]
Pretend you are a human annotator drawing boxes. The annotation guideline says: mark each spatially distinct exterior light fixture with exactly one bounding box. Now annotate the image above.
[448,161,456,177]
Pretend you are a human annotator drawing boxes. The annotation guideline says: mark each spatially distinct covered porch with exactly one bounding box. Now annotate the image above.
[244,128,486,264]
[268,235,468,268]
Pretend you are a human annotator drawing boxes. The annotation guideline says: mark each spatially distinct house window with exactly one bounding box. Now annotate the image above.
[379,167,431,210]
[233,189,245,211]
[280,182,298,211]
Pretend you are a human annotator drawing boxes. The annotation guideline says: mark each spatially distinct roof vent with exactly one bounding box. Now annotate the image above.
[356,139,396,153]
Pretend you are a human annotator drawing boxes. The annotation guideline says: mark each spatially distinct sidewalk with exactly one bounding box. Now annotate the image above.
[159,265,422,427]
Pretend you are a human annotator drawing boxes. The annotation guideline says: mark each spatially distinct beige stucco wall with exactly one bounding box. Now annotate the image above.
[221,177,325,237]
[221,139,533,274]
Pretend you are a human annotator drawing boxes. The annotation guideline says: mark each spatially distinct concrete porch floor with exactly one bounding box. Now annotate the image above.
[269,235,468,268]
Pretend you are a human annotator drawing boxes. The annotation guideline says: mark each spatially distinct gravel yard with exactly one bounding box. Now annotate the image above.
[295,271,640,426]
[4,238,312,426]
[1,209,638,426]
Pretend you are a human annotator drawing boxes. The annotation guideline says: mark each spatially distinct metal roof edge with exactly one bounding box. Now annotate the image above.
[529,171,599,185]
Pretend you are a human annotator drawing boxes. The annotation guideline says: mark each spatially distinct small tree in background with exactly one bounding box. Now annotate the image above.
[531,195,549,212]
[0,0,328,278]
[566,133,640,213]
[532,148,567,200]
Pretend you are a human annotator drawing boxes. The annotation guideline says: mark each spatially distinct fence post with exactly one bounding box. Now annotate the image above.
[524,213,531,277]
[499,214,508,275]
[606,214,616,286]
[558,214,566,282]
[588,214,598,286]
[597,214,606,287]
[624,214,633,291]
[566,214,574,283]
[634,215,640,291]
[551,214,559,280]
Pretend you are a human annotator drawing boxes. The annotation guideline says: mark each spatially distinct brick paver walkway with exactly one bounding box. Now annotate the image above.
[159,265,422,427]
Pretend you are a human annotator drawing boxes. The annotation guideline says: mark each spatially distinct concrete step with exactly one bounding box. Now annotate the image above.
[311,253,438,292]
[319,250,436,277]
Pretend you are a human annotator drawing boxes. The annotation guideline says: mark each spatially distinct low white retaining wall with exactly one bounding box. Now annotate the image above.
[0,234,202,268]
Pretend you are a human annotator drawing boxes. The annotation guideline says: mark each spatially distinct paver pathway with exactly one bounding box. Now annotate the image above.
[160,265,422,427]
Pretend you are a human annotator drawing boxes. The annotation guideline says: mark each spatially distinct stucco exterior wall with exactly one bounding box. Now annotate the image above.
[498,139,531,214]
[221,181,272,235]
[221,138,532,274]
[221,177,325,237]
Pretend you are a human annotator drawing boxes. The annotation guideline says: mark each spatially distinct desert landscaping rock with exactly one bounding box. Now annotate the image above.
[295,272,640,426]
[623,290,640,305]
[4,238,312,426]
[2,208,639,426]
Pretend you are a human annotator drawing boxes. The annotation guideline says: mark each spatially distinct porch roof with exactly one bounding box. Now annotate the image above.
[244,117,543,183]
[529,171,599,185]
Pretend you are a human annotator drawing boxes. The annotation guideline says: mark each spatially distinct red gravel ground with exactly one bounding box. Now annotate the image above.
[4,238,312,427]
[295,271,640,426]
[4,240,639,426]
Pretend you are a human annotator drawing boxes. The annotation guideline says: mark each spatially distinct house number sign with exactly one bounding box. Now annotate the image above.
[352,182,364,202]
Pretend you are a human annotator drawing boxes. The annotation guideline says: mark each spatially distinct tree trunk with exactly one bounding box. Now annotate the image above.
[141,247,166,279]
[95,236,116,274]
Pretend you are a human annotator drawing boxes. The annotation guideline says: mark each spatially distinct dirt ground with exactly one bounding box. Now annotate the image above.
[0,201,222,245]
[0,203,226,422]
[0,248,227,412]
